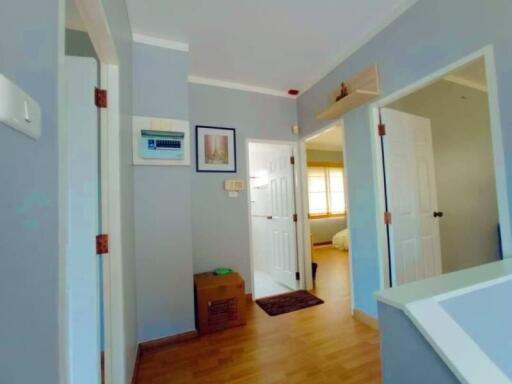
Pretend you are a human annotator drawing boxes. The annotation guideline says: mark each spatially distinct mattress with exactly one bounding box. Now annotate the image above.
[332,229,350,251]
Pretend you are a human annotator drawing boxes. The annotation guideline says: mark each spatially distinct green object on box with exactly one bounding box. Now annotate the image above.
[214,267,233,276]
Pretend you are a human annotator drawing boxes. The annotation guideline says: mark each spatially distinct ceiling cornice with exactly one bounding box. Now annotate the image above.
[443,75,487,92]
[133,33,189,52]
[188,75,295,99]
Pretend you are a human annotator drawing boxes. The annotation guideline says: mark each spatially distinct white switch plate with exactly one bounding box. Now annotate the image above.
[224,179,245,192]
[0,74,41,140]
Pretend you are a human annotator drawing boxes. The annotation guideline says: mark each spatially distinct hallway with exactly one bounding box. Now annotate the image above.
[134,247,382,384]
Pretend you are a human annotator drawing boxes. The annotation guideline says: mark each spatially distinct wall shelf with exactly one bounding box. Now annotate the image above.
[316,64,380,120]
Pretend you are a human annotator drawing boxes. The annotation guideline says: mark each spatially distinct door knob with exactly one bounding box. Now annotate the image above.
[433,211,444,218]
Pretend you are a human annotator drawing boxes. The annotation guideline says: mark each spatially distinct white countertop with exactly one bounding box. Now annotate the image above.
[375,258,512,310]
[375,258,512,384]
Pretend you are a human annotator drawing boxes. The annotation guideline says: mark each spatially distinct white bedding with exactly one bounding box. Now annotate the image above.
[332,229,350,251]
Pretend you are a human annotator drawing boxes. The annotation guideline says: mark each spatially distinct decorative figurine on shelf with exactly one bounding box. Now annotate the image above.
[336,82,349,101]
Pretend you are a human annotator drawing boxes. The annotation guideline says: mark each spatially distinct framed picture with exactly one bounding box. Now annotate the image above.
[195,125,237,173]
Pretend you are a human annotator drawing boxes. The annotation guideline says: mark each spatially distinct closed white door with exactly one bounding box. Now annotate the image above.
[64,56,101,384]
[268,146,298,290]
[382,108,442,285]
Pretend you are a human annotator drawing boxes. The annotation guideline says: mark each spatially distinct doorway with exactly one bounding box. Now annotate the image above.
[62,1,122,383]
[248,141,300,299]
[302,124,352,304]
[376,52,509,287]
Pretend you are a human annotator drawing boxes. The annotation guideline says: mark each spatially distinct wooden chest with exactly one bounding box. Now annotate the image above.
[194,272,246,335]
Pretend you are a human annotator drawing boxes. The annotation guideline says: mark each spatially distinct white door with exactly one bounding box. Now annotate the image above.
[268,146,299,289]
[64,56,101,384]
[382,108,442,285]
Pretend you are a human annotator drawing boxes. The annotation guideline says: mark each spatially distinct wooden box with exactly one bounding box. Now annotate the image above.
[194,272,246,335]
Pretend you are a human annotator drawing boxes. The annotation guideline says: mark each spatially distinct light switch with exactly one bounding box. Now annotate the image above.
[0,73,41,140]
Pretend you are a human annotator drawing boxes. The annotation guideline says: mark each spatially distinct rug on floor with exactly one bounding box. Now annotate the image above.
[256,290,324,316]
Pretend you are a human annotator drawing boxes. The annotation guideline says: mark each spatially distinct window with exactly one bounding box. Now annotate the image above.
[307,165,345,218]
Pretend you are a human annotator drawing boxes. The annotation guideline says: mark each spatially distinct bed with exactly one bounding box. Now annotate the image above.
[332,229,350,251]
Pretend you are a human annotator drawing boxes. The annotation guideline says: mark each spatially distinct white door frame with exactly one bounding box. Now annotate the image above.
[59,1,124,383]
[99,63,124,384]
[298,121,355,314]
[245,139,306,298]
[369,44,512,289]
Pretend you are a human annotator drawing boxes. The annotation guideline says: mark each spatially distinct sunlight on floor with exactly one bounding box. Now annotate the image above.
[253,270,292,299]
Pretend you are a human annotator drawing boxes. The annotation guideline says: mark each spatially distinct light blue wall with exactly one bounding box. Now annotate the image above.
[0,1,60,383]
[131,52,298,340]
[190,84,298,288]
[0,1,136,381]
[378,302,459,383]
[297,0,512,317]
[133,44,189,119]
[441,279,512,380]
[132,43,195,342]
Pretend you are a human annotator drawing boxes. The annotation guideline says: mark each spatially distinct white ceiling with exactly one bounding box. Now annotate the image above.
[126,0,418,93]
[306,124,343,151]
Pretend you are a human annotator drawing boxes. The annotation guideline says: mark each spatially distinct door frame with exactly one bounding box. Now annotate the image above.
[59,0,123,383]
[245,139,306,298]
[369,44,512,288]
[298,121,355,314]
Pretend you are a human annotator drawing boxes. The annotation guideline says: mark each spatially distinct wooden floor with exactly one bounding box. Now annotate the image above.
[135,247,382,383]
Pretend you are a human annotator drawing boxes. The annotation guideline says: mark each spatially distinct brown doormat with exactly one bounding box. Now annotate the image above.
[256,290,324,316]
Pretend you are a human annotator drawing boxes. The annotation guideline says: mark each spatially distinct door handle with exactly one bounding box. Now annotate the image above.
[433,211,444,218]
[266,216,273,220]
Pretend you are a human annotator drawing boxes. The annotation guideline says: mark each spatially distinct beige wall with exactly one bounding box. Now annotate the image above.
[306,149,343,164]
[389,80,500,273]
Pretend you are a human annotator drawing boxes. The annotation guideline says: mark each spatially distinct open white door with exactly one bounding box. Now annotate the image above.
[64,56,101,384]
[268,146,299,290]
[382,108,442,285]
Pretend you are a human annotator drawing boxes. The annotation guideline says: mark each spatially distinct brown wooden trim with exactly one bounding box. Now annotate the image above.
[139,330,199,353]
[313,241,333,247]
[308,213,346,220]
[130,345,141,384]
[307,161,343,168]
[353,309,379,330]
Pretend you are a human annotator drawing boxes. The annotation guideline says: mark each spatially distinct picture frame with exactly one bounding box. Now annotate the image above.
[195,125,237,173]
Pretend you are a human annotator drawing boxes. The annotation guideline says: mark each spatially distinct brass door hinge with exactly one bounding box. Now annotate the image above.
[378,123,386,136]
[95,87,108,108]
[96,234,109,254]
